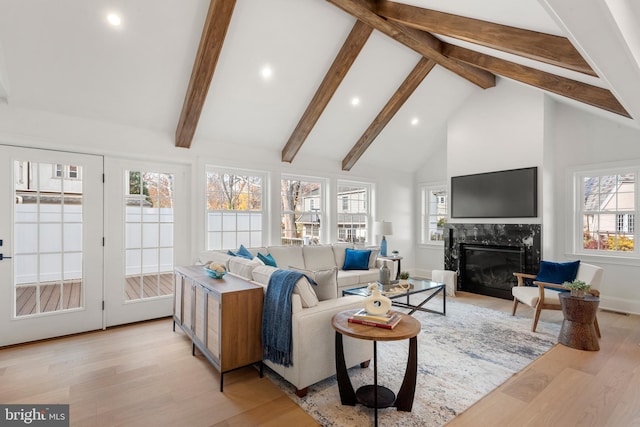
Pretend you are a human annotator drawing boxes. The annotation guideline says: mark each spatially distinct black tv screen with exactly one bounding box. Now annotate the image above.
[451,167,537,218]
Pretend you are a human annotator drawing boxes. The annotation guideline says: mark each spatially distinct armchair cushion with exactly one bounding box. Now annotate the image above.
[536,260,580,284]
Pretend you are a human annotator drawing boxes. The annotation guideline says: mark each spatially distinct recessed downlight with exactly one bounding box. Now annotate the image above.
[351,97,360,106]
[107,13,122,27]
[411,117,420,126]
[260,65,273,80]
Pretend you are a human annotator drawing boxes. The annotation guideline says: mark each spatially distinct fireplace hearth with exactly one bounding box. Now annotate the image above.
[444,223,541,300]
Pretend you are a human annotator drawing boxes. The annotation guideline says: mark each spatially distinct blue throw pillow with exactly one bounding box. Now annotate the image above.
[257,252,277,267]
[342,248,371,270]
[236,244,254,259]
[536,260,580,284]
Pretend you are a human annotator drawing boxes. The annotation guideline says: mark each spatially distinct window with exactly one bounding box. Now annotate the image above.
[206,169,264,250]
[281,176,323,245]
[578,171,636,254]
[337,181,370,244]
[420,185,448,244]
[54,164,80,179]
[125,171,175,300]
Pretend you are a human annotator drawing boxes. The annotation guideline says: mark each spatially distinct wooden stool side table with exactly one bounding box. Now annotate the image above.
[558,293,600,351]
[331,309,421,427]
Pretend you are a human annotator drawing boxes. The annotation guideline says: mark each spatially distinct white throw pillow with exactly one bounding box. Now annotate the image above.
[228,256,262,280]
[289,266,338,301]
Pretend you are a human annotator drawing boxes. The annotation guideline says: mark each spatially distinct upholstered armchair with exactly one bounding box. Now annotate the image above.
[512,262,604,333]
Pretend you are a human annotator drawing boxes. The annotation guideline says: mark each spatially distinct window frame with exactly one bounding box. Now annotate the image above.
[280,174,326,246]
[336,180,372,245]
[572,166,638,258]
[419,182,448,246]
[205,166,267,250]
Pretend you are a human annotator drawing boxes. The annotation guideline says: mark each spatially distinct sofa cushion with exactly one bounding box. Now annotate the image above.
[257,252,278,267]
[302,245,337,270]
[290,266,338,301]
[332,242,354,269]
[252,266,318,308]
[228,256,262,280]
[268,246,305,269]
[342,248,371,270]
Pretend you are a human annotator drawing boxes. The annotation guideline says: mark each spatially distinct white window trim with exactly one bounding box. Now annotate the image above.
[337,179,372,245]
[568,162,639,260]
[281,174,327,244]
[418,181,447,247]
[205,165,268,250]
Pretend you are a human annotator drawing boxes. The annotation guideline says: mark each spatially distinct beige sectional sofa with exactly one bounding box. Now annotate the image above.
[197,243,388,396]
[199,243,395,296]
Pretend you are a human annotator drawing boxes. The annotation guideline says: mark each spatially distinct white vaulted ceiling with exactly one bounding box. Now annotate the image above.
[0,0,638,173]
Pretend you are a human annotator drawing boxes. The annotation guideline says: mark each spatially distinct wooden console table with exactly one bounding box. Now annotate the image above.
[173,266,264,391]
[558,293,600,351]
[332,309,421,427]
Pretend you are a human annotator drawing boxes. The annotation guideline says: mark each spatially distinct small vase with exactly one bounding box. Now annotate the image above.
[570,289,585,298]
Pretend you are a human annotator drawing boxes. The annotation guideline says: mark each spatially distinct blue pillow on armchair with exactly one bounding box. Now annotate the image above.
[342,248,371,270]
[536,260,580,284]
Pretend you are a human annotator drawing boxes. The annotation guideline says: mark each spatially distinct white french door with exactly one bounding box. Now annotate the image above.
[104,158,190,327]
[0,146,104,346]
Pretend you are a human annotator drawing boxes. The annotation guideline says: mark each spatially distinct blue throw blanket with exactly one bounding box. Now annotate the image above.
[262,269,305,367]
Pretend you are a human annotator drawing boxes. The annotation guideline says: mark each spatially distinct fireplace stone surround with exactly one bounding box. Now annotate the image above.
[444,223,542,299]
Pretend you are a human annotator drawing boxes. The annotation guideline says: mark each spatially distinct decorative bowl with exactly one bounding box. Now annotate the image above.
[203,267,227,279]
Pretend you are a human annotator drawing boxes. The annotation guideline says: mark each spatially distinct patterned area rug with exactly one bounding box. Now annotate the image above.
[266,296,560,427]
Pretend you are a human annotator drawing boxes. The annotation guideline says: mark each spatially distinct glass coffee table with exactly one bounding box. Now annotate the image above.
[342,278,446,316]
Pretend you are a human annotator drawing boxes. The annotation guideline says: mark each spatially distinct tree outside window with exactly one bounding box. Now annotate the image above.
[206,170,263,250]
[281,177,322,245]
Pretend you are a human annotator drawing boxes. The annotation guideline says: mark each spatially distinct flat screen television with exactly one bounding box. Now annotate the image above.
[451,167,537,218]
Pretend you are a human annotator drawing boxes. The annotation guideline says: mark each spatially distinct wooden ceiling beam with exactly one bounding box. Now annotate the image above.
[444,44,630,117]
[281,20,373,163]
[175,0,236,149]
[376,0,596,77]
[342,57,436,171]
[326,0,495,89]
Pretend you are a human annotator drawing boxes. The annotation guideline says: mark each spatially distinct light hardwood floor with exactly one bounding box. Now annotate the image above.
[1,292,638,426]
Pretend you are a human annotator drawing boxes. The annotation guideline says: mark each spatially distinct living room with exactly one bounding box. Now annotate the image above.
[1,0,640,426]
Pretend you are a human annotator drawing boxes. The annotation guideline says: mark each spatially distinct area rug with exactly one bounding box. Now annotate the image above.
[266,296,561,427]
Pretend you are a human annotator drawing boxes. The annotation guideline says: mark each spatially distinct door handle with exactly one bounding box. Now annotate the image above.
[0,254,12,260]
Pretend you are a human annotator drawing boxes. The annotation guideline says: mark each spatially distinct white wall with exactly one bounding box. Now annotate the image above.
[0,104,413,269]
[551,103,640,313]
[413,79,640,313]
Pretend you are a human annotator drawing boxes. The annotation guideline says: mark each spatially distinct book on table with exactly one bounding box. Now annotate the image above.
[352,308,397,323]
[348,313,402,329]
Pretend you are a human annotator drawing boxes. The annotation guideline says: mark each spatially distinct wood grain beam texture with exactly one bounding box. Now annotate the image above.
[326,0,495,89]
[444,45,630,117]
[342,58,436,171]
[175,0,236,149]
[376,0,596,76]
[281,20,373,163]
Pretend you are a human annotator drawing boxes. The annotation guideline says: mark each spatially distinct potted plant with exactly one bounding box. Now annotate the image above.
[399,271,410,285]
[563,279,591,298]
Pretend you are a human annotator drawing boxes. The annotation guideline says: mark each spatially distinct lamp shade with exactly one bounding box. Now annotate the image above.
[374,221,393,236]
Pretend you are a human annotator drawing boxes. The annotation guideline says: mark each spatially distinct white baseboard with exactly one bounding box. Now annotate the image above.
[599,296,640,315]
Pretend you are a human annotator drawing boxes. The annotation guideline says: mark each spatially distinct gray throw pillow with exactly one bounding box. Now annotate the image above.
[289,266,338,301]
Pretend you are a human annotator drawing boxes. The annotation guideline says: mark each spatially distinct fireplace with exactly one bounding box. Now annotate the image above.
[444,223,541,299]
[460,244,524,300]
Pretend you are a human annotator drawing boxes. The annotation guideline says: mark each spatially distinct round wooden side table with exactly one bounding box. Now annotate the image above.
[331,309,421,427]
[558,293,600,351]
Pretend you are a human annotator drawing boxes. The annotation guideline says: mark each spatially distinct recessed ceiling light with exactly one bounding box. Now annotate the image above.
[351,97,360,106]
[411,117,420,126]
[107,13,121,27]
[260,65,273,80]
